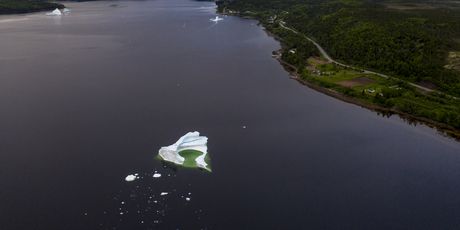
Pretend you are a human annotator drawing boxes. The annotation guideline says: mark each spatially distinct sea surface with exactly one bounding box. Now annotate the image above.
[1,0,460,229]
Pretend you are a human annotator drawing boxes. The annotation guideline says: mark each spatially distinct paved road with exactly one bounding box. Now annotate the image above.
[279,22,437,93]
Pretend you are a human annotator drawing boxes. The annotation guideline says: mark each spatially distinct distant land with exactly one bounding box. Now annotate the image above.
[217,0,460,138]
[0,0,64,14]
[0,0,213,15]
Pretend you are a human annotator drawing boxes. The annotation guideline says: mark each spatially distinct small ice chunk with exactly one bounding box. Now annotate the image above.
[125,174,138,182]
[153,173,161,178]
[210,16,224,22]
[46,8,62,16]
[160,192,168,196]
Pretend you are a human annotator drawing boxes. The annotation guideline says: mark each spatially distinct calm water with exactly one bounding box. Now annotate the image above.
[1,1,460,229]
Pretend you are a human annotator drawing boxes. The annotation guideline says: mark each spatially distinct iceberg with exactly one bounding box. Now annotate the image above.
[125,173,139,182]
[153,173,161,178]
[158,132,211,171]
[63,8,71,14]
[46,8,62,16]
[210,16,223,22]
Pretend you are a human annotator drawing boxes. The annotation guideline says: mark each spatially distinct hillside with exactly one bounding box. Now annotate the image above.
[0,0,64,14]
[218,0,460,96]
[218,0,460,136]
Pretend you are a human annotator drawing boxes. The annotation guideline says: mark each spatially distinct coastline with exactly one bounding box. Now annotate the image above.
[2,1,458,140]
[225,12,460,140]
[276,52,460,140]
[0,1,64,15]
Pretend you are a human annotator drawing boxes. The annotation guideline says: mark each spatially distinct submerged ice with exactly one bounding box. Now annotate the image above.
[158,132,210,171]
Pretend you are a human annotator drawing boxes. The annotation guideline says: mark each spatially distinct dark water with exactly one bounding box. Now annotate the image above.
[1,0,460,229]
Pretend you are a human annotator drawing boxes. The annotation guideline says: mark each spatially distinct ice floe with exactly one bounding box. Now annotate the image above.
[103,169,206,228]
[125,173,139,182]
[46,8,62,16]
[158,131,210,171]
[153,173,161,178]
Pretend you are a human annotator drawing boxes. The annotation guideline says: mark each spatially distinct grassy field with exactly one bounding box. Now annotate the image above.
[300,58,460,137]
[217,0,460,138]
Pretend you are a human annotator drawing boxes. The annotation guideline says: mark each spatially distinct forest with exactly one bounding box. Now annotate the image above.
[0,0,64,14]
[218,0,460,135]
[218,0,460,96]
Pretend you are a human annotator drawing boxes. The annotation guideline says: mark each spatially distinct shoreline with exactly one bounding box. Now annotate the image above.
[275,52,460,140]
[226,12,460,140]
[0,1,64,16]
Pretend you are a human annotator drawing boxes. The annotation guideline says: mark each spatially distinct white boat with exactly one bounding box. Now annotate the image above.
[210,16,223,22]
[46,8,62,16]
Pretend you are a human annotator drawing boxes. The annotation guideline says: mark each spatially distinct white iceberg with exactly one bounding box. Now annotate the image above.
[210,16,223,22]
[158,131,210,171]
[46,8,62,16]
[63,8,71,14]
